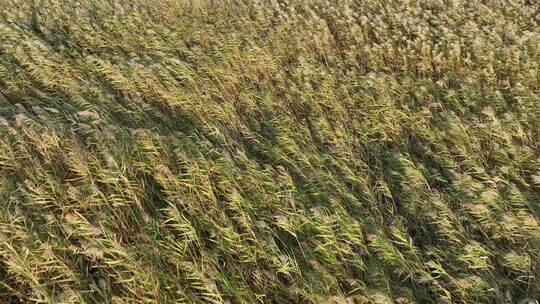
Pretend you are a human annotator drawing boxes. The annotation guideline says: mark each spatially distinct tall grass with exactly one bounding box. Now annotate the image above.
[0,0,538,303]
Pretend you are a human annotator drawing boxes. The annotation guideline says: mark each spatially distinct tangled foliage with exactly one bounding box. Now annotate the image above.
[0,0,539,303]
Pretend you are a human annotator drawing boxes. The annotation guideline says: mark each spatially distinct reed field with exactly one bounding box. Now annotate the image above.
[0,0,539,303]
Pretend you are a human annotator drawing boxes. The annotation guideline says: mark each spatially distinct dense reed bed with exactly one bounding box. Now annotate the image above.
[0,0,539,302]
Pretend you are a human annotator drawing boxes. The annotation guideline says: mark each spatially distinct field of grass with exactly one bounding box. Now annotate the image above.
[0,0,539,303]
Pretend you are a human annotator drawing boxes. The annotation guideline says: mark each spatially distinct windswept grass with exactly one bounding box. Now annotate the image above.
[0,0,539,303]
